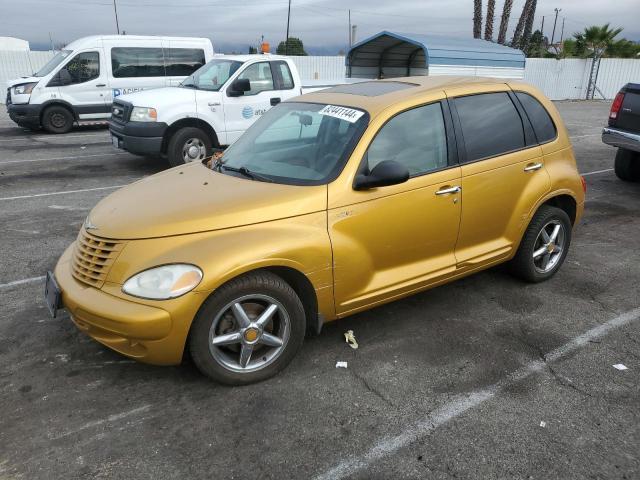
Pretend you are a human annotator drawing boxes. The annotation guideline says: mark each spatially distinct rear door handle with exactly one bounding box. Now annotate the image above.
[524,162,543,172]
[270,97,281,106]
[96,84,106,87]
[435,185,461,195]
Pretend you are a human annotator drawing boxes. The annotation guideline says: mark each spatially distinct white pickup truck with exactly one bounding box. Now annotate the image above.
[109,54,340,166]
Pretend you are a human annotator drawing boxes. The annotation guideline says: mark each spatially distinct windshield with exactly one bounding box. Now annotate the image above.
[220,102,369,185]
[34,50,72,77]
[181,59,243,91]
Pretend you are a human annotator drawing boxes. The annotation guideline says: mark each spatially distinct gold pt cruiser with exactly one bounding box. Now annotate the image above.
[46,77,585,384]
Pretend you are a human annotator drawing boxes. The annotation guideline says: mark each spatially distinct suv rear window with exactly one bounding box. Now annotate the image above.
[515,92,557,143]
[454,92,525,162]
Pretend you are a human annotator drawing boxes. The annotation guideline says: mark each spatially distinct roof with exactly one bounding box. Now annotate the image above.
[297,76,508,118]
[0,37,29,50]
[347,31,525,69]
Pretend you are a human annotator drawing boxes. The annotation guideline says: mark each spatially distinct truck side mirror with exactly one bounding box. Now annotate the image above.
[228,78,251,97]
[46,68,73,88]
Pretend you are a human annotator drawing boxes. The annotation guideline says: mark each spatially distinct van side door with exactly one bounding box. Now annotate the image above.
[56,49,110,120]
[448,88,549,269]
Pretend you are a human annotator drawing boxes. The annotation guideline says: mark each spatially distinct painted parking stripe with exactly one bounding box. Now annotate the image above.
[0,184,127,201]
[0,132,108,143]
[314,307,640,480]
[581,168,614,176]
[0,275,45,290]
[0,152,128,165]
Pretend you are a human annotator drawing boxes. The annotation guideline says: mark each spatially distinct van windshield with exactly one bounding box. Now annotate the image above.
[181,59,243,91]
[218,102,369,185]
[34,50,72,77]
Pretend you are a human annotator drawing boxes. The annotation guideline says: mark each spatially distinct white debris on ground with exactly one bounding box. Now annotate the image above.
[344,330,358,349]
[336,361,348,369]
[540,421,547,428]
[613,364,628,370]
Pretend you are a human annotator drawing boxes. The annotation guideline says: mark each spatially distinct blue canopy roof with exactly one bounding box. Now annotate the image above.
[347,31,525,69]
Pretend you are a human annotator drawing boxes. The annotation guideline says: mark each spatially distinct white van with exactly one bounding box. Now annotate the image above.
[6,35,214,133]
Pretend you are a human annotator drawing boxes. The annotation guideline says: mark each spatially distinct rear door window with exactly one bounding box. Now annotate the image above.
[454,92,525,162]
[273,61,294,89]
[111,47,165,78]
[515,92,557,143]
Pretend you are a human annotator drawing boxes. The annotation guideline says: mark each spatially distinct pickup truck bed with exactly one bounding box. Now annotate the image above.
[602,83,640,181]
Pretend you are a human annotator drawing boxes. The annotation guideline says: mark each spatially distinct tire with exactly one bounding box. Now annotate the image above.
[41,105,74,134]
[508,205,572,283]
[189,271,306,385]
[614,148,640,182]
[167,127,212,167]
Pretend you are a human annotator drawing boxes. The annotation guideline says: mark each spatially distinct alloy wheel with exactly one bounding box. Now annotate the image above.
[532,220,565,274]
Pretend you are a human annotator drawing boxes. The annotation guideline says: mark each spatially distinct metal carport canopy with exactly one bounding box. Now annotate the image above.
[347,31,525,73]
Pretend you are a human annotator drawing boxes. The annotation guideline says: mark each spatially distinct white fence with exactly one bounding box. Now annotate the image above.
[1,49,639,102]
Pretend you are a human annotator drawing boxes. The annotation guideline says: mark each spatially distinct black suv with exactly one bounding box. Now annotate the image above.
[602,83,640,181]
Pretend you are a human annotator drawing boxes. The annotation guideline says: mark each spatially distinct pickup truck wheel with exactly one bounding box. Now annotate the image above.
[614,148,640,182]
[167,127,212,167]
[189,271,306,385]
[42,105,74,134]
[508,205,572,283]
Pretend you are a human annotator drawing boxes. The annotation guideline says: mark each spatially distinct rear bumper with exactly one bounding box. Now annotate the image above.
[7,103,41,128]
[602,127,640,153]
[109,120,167,156]
[53,244,205,365]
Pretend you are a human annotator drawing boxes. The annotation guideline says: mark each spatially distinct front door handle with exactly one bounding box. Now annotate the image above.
[270,97,281,106]
[524,162,543,172]
[435,185,461,195]
[96,84,106,87]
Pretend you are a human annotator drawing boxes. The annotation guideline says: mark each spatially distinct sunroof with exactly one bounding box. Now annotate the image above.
[325,81,418,97]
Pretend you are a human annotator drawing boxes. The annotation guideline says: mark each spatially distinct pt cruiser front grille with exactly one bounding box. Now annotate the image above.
[71,229,125,288]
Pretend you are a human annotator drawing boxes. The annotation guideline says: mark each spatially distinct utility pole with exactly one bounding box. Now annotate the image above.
[48,32,54,52]
[285,0,291,55]
[113,0,120,34]
[550,7,561,48]
[348,9,351,47]
[559,17,565,44]
[540,16,544,36]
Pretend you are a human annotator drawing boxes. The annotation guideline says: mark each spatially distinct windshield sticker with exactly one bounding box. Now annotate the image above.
[318,105,365,123]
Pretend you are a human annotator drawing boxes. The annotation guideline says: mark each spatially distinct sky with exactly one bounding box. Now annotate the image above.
[2,0,639,53]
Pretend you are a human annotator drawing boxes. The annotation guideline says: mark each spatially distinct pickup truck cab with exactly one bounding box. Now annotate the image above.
[602,83,640,181]
[109,55,314,166]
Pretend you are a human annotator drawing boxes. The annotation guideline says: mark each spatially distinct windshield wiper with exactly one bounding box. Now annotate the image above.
[220,164,273,183]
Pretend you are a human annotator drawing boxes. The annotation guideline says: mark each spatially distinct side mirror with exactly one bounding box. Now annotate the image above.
[58,68,72,86]
[228,78,251,97]
[354,160,410,190]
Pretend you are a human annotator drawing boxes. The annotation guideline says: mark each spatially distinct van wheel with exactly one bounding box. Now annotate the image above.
[614,148,640,182]
[189,271,306,385]
[509,205,572,283]
[42,105,74,134]
[167,127,212,167]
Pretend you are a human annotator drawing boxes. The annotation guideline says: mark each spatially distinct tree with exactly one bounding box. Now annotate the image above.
[519,0,537,50]
[473,0,483,39]
[607,39,640,58]
[497,0,513,45]
[276,37,307,56]
[248,46,257,54]
[573,24,623,58]
[484,0,495,41]
[526,29,546,57]
[511,0,532,47]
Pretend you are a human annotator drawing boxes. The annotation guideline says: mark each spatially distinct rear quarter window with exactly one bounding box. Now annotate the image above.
[453,92,525,162]
[515,92,557,143]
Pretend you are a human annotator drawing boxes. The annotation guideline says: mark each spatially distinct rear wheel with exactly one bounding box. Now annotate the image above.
[614,148,640,182]
[167,127,212,167]
[189,271,306,385]
[509,205,572,283]
[42,105,74,134]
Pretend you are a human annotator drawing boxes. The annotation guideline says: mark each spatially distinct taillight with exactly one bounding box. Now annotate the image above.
[609,92,625,120]
[581,176,587,193]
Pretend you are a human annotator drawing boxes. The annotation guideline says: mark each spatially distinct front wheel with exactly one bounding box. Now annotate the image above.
[614,148,640,182]
[189,271,306,385]
[167,127,212,167]
[42,105,74,134]
[509,205,572,283]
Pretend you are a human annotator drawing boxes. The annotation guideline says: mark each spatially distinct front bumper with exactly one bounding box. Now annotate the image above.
[7,103,41,129]
[109,120,167,156]
[53,244,206,365]
[602,127,640,153]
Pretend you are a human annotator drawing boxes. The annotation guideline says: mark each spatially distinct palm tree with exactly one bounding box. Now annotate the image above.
[511,0,532,47]
[573,24,623,57]
[497,0,513,45]
[473,0,483,39]
[484,0,496,40]
[520,0,538,50]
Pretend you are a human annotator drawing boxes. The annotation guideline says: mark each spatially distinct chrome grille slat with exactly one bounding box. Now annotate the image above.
[71,229,124,288]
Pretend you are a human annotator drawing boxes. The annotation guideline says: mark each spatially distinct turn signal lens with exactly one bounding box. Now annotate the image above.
[581,176,587,193]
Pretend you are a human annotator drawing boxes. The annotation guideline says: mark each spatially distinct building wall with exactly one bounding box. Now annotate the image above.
[1,50,55,93]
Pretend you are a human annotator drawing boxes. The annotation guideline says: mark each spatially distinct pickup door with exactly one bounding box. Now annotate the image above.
[222,60,299,145]
[614,83,640,134]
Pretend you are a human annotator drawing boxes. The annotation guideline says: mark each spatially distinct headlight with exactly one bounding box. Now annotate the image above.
[122,264,202,300]
[130,106,157,122]
[13,82,38,95]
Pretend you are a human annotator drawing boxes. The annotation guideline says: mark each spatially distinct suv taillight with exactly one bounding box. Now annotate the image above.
[609,92,625,120]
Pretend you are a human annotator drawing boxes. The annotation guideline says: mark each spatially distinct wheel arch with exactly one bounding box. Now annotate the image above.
[541,193,577,225]
[39,100,77,123]
[162,118,219,154]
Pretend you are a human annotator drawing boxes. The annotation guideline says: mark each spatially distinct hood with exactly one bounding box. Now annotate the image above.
[7,76,39,88]
[87,163,327,240]
[117,86,197,107]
